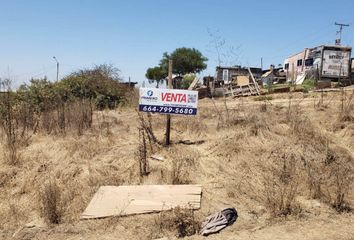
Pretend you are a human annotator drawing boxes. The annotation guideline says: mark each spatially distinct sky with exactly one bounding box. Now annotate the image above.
[1,0,354,87]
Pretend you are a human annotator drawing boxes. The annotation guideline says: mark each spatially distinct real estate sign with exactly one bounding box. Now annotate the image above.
[322,50,350,77]
[139,88,198,116]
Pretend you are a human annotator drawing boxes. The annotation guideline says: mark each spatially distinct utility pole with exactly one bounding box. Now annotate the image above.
[260,57,263,70]
[335,22,349,45]
[165,59,173,146]
[292,62,295,84]
[53,56,59,82]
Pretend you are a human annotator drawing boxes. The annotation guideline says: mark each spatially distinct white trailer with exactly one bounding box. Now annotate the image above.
[321,48,351,78]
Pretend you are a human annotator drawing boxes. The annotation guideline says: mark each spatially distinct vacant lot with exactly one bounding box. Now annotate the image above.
[1,91,354,240]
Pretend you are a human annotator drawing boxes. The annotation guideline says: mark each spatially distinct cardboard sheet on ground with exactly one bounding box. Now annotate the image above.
[81,185,202,219]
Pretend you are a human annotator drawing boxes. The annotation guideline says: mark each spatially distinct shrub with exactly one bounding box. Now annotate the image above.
[39,179,65,224]
[247,113,270,136]
[254,96,273,101]
[322,146,353,212]
[0,80,33,164]
[302,79,315,92]
[58,64,126,110]
[339,91,354,122]
[288,109,354,212]
[262,150,300,217]
[1,64,129,137]
[170,157,191,185]
[168,147,198,184]
[155,206,200,238]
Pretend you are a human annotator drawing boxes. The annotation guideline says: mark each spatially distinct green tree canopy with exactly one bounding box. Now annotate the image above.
[58,64,124,109]
[162,47,208,76]
[145,66,166,88]
[146,47,207,88]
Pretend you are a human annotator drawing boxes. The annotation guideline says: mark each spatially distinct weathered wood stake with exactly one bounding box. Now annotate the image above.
[165,59,173,146]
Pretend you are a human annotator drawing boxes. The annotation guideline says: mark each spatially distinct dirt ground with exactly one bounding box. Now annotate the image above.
[1,90,354,240]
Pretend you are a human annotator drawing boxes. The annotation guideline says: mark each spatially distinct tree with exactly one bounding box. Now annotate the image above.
[146,47,208,88]
[17,77,57,113]
[181,73,196,89]
[161,48,208,76]
[58,64,125,109]
[71,64,121,82]
[145,66,166,88]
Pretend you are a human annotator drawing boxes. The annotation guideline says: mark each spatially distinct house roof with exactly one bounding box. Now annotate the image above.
[286,45,352,60]
[164,74,183,80]
[262,71,274,78]
[216,66,261,70]
[121,82,138,85]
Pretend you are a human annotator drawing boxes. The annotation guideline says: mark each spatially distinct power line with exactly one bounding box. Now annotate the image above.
[265,28,333,62]
[269,23,333,54]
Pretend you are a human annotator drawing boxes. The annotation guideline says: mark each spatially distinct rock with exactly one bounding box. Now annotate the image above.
[311,200,321,208]
[151,155,165,161]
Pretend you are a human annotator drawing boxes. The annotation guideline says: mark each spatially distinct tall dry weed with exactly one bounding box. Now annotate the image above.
[173,116,207,137]
[288,109,354,212]
[0,86,32,165]
[138,128,149,176]
[262,149,301,217]
[168,146,198,184]
[38,179,65,224]
[339,91,354,122]
[0,201,27,229]
[138,112,160,145]
[154,206,200,238]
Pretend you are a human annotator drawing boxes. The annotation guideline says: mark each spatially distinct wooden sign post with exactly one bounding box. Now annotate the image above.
[139,60,198,146]
[165,59,173,146]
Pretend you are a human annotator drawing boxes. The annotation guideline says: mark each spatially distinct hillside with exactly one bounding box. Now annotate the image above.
[1,91,354,240]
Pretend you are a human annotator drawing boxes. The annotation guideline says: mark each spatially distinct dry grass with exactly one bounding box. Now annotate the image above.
[138,128,149,176]
[0,92,32,165]
[38,179,64,224]
[262,148,301,217]
[339,91,354,122]
[0,91,353,239]
[287,109,354,212]
[167,146,198,184]
[154,206,200,238]
[207,96,354,218]
[174,116,207,138]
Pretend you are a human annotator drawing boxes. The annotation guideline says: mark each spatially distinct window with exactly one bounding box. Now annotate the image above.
[297,59,303,66]
[305,58,314,66]
[222,69,229,82]
[284,63,289,70]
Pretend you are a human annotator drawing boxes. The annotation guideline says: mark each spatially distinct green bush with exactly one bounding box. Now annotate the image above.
[302,79,315,92]
[0,64,129,136]
[57,64,125,109]
[18,64,126,111]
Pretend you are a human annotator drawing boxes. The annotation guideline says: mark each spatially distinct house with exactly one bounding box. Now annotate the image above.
[262,65,286,85]
[283,48,311,81]
[215,66,263,85]
[261,70,274,87]
[121,81,138,90]
[171,75,184,89]
[284,45,352,83]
